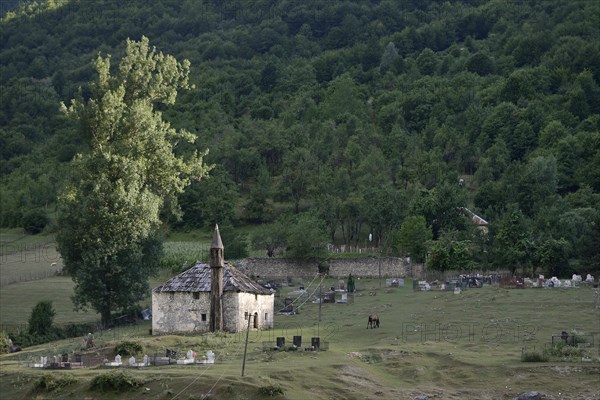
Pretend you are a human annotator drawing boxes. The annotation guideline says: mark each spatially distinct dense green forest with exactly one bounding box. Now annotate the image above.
[1,0,599,276]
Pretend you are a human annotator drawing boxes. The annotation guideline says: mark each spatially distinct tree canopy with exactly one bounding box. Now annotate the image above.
[56,37,211,324]
[1,0,599,276]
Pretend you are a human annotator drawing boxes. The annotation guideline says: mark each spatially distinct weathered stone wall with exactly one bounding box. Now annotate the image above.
[226,292,275,332]
[152,291,211,335]
[152,290,275,334]
[235,257,412,279]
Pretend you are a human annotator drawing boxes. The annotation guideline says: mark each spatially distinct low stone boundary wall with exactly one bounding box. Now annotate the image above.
[235,257,414,279]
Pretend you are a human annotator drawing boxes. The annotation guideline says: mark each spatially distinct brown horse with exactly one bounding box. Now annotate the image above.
[367,314,380,329]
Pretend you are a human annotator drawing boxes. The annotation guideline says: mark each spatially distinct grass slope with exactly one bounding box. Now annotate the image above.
[0,231,62,286]
[1,278,599,399]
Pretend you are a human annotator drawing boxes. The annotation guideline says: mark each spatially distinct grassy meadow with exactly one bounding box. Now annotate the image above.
[0,229,198,328]
[0,230,63,286]
[0,277,598,400]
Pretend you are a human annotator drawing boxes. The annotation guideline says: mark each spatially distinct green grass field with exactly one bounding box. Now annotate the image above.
[1,229,598,399]
[1,278,598,400]
[0,230,63,286]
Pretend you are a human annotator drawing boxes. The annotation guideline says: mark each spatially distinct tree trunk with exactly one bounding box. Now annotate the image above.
[101,308,112,328]
[101,256,112,327]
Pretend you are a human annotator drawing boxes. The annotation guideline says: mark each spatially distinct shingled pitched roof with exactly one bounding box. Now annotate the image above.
[153,262,272,295]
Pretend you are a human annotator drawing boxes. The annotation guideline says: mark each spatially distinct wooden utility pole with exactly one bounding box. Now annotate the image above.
[318,281,322,322]
[241,312,252,376]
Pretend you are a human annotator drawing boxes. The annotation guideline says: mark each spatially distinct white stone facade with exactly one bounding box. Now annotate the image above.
[152,291,211,334]
[152,290,274,334]
[223,292,275,332]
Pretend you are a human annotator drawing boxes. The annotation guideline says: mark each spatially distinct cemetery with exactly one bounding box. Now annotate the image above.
[411,273,597,292]
[1,274,599,399]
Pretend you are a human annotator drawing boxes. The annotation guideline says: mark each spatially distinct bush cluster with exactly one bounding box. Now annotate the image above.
[10,322,96,348]
[114,341,144,357]
[544,342,587,361]
[90,370,143,392]
[521,350,548,362]
[33,373,78,392]
[258,384,284,397]
[0,332,12,354]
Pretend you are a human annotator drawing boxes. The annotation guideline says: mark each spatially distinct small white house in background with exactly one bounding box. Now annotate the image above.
[152,225,274,335]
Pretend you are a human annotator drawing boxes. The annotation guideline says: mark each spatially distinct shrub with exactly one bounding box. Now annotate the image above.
[544,342,586,361]
[521,350,548,362]
[114,341,143,357]
[0,332,12,354]
[258,384,284,397]
[570,329,591,346]
[33,373,77,392]
[90,370,143,392]
[22,209,49,234]
[28,300,55,336]
[366,353,383,364]
[10,322,97,348]
[63,322,96,338]
[318,261,330,274]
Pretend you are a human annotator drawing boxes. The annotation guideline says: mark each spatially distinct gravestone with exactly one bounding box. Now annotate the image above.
[206,351,215,363]
[311,337,320,350]
[322,292,335,303]
[198,350,216,364]
[337,293,348,303]
[154,356,170,365]
[31,356,48,368]
[293,336,302,347]
[387,278,405,288]
[177,351,195,364]
[166,349,177,359]
[281,298,294,313]
[105,354,122,367]
[276,337,285,348]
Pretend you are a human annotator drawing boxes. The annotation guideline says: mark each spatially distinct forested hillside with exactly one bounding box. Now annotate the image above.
[1,0,599,275]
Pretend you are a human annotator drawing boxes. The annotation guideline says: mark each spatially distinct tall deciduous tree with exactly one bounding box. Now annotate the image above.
[494,208,532,276]
[397,215,432,262]
[56,37,211,325]
[28,300,55,337]
[286,212,328,260]
[426,230,474,273]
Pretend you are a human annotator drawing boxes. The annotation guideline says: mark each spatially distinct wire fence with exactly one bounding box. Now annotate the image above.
[0,269,62,286]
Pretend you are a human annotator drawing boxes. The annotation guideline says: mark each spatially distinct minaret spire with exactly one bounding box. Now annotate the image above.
[210,224,224,331]
[210,224,224,267]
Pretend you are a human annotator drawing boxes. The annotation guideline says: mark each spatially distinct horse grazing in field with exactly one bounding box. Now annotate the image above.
[367,314,380,329]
